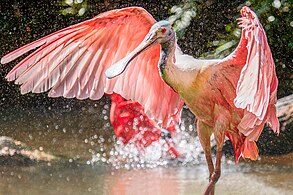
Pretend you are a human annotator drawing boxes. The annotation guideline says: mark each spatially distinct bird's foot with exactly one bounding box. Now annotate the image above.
[204,170,221,195]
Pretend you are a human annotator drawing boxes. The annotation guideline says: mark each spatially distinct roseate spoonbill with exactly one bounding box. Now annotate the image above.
[1,6,279,195]
[110,93,179,157]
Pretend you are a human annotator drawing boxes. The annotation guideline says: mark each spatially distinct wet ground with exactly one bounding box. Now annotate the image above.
[0,107,292,195]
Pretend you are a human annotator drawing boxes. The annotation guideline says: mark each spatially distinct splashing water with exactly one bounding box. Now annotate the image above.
[89,110,206,169]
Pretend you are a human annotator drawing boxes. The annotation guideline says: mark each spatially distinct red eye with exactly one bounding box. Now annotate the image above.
[161,28,167,33]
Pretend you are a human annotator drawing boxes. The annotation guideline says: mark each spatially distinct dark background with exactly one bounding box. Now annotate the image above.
[0,0,292,155]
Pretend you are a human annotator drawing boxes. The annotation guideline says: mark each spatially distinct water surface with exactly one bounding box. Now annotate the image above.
[0,107,292,195]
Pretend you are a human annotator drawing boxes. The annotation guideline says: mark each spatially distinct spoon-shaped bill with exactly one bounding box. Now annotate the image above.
[105,31,158,79]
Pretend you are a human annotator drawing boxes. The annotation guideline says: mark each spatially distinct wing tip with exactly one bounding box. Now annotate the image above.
[5,72,15,82]
[240,6,253,16]
[1,56,9,64]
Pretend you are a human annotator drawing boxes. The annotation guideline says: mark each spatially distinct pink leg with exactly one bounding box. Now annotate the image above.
[204,149,222,195]
[197,121,215,195]
[204,130,225,195]
[204,150,215,195]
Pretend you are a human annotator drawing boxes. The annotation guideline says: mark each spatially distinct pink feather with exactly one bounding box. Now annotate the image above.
[1,7,183,127]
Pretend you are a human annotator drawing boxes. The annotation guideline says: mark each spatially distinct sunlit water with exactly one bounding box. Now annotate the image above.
[0,160,292,195]
[0,105,292,195]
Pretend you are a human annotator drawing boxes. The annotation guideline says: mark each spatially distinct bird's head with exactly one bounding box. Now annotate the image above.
[105,20,174,79]
[146,20,174,44]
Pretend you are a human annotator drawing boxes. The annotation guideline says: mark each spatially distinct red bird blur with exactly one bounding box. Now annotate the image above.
[1,6,279,195]
[110,93,179,157]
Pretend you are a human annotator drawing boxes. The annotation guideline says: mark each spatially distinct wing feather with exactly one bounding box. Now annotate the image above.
[1,7,183,126]
[14,27,92,86]
[221,6,279,139]
[232,6,278,121]
[1,22,90,64]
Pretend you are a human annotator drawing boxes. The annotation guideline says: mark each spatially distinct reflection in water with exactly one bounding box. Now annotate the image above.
[0,106,292,195]
[0,161,292,195]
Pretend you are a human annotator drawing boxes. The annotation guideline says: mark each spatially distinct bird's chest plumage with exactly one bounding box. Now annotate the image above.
[160,45,244,127]
[162,64,216,123]
[188,66,243,127]
[185,71,221,124]
[168,64,242,127]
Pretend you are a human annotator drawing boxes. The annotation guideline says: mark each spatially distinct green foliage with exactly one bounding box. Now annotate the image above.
[202,0,292,58]
[168,0,197,38]
[59,0,88,16]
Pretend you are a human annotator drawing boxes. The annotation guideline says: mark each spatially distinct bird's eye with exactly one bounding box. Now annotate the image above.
[161,28,167,33]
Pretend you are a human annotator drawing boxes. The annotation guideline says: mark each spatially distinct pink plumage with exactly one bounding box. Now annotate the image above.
[2,7,183,127]
[1,6,279,194]
[109,93,179,157]
[224,6,279,160]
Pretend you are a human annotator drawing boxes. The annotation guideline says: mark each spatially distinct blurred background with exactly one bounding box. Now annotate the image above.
[0,1,292,194]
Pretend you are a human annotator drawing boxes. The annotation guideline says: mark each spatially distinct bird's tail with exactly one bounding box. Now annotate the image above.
[240,138,259,161]
[226,132,259,164]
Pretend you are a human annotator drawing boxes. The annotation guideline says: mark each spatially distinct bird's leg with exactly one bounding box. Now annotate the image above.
[196,121,215,195]
[204,130,225,195]
[204,148,215,195]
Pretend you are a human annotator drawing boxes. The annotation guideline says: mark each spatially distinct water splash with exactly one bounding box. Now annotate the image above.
[89,116,205,169]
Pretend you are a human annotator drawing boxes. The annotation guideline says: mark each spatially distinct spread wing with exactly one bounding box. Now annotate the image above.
[1,7,183,126]
[231,6,278,121]
[211,6,279,142]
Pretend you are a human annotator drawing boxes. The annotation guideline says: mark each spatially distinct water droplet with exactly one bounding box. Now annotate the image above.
[268,16,275,22]
[272,0,281,9]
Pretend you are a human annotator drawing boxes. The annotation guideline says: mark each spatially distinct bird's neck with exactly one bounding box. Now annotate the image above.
[159,38,176,76]
[159,36,221,100]
[159,38,184,95]
[159,39,190,95]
